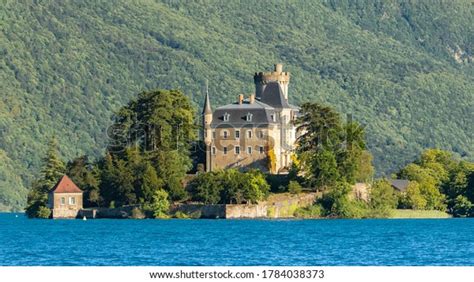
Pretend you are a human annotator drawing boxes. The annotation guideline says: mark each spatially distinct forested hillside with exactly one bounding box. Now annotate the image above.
[1,0,473,210]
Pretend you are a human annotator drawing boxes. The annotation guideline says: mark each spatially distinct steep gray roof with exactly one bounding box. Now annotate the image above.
[390,179,410,192]
[261,81,290,108]
[211,99,278,128]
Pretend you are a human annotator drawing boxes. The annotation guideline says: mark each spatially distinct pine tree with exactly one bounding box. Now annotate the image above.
[41,137,66,189]
[25,137,65,218]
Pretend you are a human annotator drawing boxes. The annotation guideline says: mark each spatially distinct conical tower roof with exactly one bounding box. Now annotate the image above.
[202,86,212,114]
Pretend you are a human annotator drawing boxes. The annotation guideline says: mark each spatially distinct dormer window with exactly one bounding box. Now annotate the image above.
[271,114,276,122]
[223,112,230,122]
[246,113,253,122]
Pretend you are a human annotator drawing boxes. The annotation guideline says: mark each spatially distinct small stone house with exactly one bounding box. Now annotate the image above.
[47,175,83,219]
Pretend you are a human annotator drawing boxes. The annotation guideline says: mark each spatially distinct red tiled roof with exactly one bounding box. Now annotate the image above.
[50,175,83,194]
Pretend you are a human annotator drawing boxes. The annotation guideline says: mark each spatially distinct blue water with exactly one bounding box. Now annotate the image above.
[1,213,474,266]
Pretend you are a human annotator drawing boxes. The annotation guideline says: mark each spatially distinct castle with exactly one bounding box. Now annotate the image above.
[202,64,299,174]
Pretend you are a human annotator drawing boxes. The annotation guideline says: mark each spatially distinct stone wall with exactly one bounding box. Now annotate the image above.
[78,192,319,219]
[171,203,225,219]
[174,192,318,219]
[51,209,80,219]
[225,204,267,218]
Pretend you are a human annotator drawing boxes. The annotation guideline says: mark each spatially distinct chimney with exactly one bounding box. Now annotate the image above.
[238,94,244,104]
[249,94,255,104]
[275,63,283,73]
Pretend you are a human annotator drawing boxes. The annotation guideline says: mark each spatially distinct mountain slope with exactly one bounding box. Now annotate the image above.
[0,0,472,210]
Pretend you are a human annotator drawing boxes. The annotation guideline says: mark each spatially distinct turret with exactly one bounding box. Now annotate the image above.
[202,88,213,146]
[254,63,290,100]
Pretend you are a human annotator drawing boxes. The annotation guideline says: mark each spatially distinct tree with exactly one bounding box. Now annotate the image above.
[66,155,100,207]
[188,171,223,204]
[319,181,367,218]
[401,181,427,210]
[107,89,196,202]
[294,102,367,190]
[452,195,473,217]
[369,179,397,217]
[150,189,170,218]
[242,169,270,204]
[355,150,375,182]
[40,137,66,188]
[399,163,446,210]
[25,138,65,218]
[139,162,163,204]
[189,169,270,204]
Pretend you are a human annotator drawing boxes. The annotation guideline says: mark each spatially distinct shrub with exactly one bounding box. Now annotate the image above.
[37,206,51,219]
[130,207,145,219]
[452,195,473,217]
[174,210,201,219]
[190,169,270,204]
[150,189,170,218]
[369,179,397,217]
[294,205,322,218]
[319,182,368,218]
[288,180,302,194]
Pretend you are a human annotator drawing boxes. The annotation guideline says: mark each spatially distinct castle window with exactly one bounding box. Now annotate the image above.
[247,146,252,154]
[271,114,276,122]
[60,197,65,205]
[223,112,230,122]
[235,130,240,139]
[235,146,240,155]
[247,130,252,139]
[212,147,216,155]
[259,146,264,154]
[212,131,216,139]
[223,130,228,139]
[258,131,264,139]
[246,113,253,122]
[223,146,228,155]
[69,197,76,205]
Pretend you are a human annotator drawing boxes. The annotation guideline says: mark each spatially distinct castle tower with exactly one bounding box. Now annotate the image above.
[254,63,290,100]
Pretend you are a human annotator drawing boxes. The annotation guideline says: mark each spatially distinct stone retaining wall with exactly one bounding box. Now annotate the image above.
[79,192,319,219]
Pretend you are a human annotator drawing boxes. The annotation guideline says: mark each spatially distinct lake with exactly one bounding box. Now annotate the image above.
[0,213,473,266]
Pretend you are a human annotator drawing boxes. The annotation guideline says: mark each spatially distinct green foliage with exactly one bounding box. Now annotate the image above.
[187,171,223,204]
[368,179,397,217]
[36,206,52,219]
[396,149,474,212]
[1,1,473,210]
[25,138,65,218]
[66,155,101,207]
[319,182,368,218]
[173,210,201,219]
[399,181,427,210]
[189,169,270,204]
[150,189,170,219]
[294,205,322,219]
[97,89,194,207]
[288,181,303,194]
[40,138,66,188]
[355,150,375,182]
[295,103,367,189]
[452,195,473,218]
[108,89,195,202]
